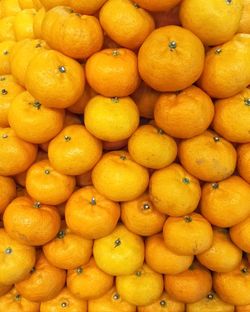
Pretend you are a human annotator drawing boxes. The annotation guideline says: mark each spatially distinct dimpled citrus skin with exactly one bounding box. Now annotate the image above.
[138,25,205,92]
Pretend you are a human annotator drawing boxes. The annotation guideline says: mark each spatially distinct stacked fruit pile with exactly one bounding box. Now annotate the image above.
[0,0,250,311]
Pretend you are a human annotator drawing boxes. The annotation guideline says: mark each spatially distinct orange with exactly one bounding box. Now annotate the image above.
[199,34,250,98]
[121,193,166,236]
[67,0,108,14]
[76,171,92,187]
[116,263,163,306]
[18,0,35,9]
[138,25,204,92]
[163,213,213,256]
[145,233,194,274]
[13,9,36,40]
[33,7,45,39]
[179,0,243,46]
[8,91,65,144]
[238,143,250,183]
[10,39,49,86]
[0,284,12,296]
[165,261,212,304]
[131,81,159,119]
[42,7,103,59]
[84,96,139,142]
[236,304,250,312]
[213,88,250,143]
[16,252,66,302]
[0,127,37,176]
[43,224,93,269]
[200,176,250,227]
[238,0,250,33]
[103,139,128,151]
[88,286,136,312]
[48,125,102,175]
[93,224,144,275]
[0,229,36,285]
[137,292,185,312]
[65,186,120,239]
[0,41,16,75]
[230,216,250,253]
[67,257,114,300]
[186,291,235,312]
[92,151,149,201]
[0,176,16,215]
[154,86,214,139]
[99,0,155,50]
[178,130,237,182]
[86,48,140,97]
[68,83,96,114]
[197,227,242,272]
[0,287,40,312]
[0,17,16,41]
[26,159,76,205]
[0,0,21,16]
[213,259,250,306]
[3,196,61,246]
[25,49,85,108]
[128,125,177,169]
[0,75,24,127]
[40,287,87,312]
[149,163,201,217]
[39,0,68,9]
[135,0,181,11]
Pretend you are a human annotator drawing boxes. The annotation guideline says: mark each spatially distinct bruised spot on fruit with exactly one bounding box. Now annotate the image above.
[215,48,222,55]
[33,201,41,208]
[112,50,120,57]
[114,238,121,248]
[57,230,65,239]
[64,135,71,142]
[212,182,219,189]
[111,97,119,103]
[207,292,214,300]
[182,177,190,184]
[2,133,8,139]
[4,247,12,254]
[58,66,66,73]
[44,169,50,175]
[76,267,83,274]
[1,89,8,95]
[33,101,41,110]
[90,197,97,205]
[169,41,177,51]
[14,294,21,301]
[244,98,250,106]
[160,299,167,307]
[213,136,220,142]
[3,50,8,55]
[113,293,120,300]
[184,215,192,223]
